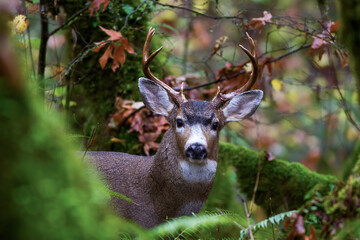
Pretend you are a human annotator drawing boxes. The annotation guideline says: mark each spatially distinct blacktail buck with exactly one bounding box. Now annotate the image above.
[88,27,263,228]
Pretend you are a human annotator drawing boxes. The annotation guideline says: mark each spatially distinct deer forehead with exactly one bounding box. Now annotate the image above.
[176,100,221,124]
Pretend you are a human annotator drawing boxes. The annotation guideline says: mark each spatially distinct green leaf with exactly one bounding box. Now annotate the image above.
[122,4,134,15]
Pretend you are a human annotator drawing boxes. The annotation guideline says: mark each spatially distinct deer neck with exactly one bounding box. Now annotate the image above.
[148,128,218,220]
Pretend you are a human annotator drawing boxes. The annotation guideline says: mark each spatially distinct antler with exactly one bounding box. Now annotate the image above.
[142,27,186,106]
[212,32,259,108]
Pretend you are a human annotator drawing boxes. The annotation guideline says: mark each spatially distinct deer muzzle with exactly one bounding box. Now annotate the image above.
[185,143,208,160]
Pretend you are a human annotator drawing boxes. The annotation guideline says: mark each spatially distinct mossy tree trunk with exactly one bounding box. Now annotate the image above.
[62,0,160,151]
[0,14,150,239]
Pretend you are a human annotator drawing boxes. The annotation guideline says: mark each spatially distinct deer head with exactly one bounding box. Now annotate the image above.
[139,28,262,177]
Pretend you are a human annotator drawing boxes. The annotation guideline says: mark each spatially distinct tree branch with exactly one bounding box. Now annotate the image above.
[155,1,243,20]
[175,44,311,92]
[48,5,89,37]
[38,0,48,96]
[119,0,147,32]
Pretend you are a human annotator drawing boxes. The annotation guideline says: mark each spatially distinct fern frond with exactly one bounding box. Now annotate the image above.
[150,211,245,239]
[239,210,296,239]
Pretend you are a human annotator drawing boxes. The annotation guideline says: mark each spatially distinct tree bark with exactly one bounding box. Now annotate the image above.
[38,0,48,97]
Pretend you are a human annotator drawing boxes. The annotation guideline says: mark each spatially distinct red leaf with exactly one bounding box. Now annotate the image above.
[92,41,107,52]
[113,46,125,67]
[311,36,325,50]
[307,35,327,60]
[99,45,113,69]
[309,225,317,240]
[93,26,135,71]
[99,25,122,41]
[89,0,111,16]
[330,21,340,34]
[249,11,272,30]
[120,37,135,54]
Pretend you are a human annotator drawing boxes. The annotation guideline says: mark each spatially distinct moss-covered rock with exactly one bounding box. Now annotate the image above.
[218,142,338,213]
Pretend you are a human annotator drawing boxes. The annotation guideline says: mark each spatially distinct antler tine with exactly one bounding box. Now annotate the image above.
[212,32,259,107]
[142,27,184,105]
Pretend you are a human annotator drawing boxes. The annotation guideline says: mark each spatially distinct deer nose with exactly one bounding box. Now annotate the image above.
[185,143,208,160]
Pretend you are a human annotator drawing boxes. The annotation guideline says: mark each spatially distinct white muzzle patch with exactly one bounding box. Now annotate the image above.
[180,160,217,182]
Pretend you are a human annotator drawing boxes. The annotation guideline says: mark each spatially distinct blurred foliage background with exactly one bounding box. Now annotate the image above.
[1,0,360,239]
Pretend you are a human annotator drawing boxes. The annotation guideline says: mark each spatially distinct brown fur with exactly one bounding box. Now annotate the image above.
[88,100,223,228]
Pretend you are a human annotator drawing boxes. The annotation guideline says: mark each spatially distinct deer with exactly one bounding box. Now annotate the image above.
[87,27,263,228]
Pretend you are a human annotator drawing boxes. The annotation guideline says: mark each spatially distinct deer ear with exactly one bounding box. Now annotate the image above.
[138,77,175,116]
[222,90,263,122]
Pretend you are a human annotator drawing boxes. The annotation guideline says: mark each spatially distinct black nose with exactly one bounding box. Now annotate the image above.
[185,143,208,160]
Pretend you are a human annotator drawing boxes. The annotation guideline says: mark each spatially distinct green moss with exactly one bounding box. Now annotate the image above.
[0,78,149,238]
[218,142,338,213]
[342,141,360,180]
[63,0,161,150]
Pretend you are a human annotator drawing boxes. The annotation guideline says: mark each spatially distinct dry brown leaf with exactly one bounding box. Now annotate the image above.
[92,26,135,71]
[89,0,111,16]
[307,20,341,60]
[249,11,272,31]
[330,20,340,33]
[108,97,169,155]
[307,35,326,60]
[211,36,228,57]
[336,49,349,68]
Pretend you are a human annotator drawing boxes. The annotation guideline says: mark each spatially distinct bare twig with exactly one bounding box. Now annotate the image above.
[155,1,243,20]
[242,198,254,240]
[120,0,147,32]
[249,154,263,214]
[327,49,360,132]
[174,43,311,92]
[267,44,311,63]
[49,5,89,37]
[335,87,360,132]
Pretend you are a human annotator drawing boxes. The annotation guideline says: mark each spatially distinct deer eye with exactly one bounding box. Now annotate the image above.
[212,122,219,131]
[176,119,184,128]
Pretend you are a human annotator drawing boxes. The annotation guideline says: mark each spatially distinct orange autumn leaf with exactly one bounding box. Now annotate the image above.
[98,45,113,69]
[92,26,135,72]
[330,21,340,33]
[307,20,340,60]
[249,11,272,30]
[307,34,326,60]
[89,0,111,16]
